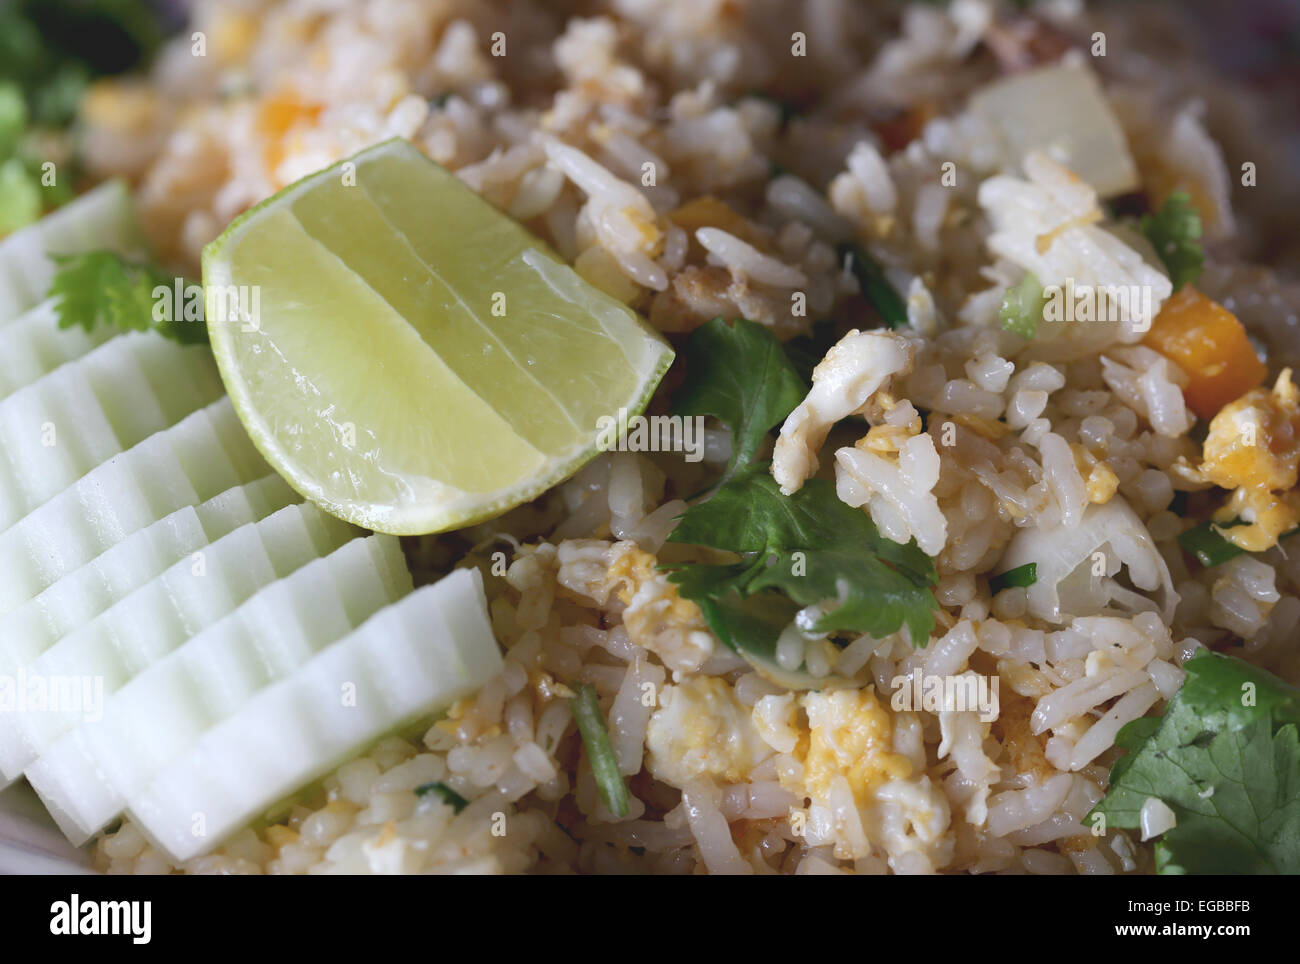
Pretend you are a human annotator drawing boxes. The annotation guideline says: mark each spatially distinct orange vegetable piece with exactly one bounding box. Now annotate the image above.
[1142,287,1267,420]
[668,196,771,257]
[258,90,322,175]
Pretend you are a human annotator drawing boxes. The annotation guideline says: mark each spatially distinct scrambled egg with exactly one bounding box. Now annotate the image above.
[645,677,770,787]
[1071,442,1119,505]
[854,398,924,452]
[553,540,715,676]
[799,689,914,804]
[752,688,951,867]
[1199,369,1300,551]
[750,692,803,754]
[605,543,714,676]
[753,688,912,804]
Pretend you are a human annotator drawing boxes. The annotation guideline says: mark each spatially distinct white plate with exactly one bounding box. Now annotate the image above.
[0,782,94,874]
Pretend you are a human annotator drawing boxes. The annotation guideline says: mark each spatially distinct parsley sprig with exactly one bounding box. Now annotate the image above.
[670,318,805,485]
[48,250,209,346]
[1090,651,1300,874]
[662,318,939,686]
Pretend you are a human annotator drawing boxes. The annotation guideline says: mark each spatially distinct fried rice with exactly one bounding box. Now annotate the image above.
[70,0,1300,874]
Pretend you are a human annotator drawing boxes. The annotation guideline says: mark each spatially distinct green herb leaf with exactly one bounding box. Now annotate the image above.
[570,684,630,818]
[1090,651,1300,874]
[414,782,469,813]
[999,271,1045,340]
[1178,519,1299,569]
[0,156,42,233]
[1140,191,1204,291]
[836,241,908,329]
[0,79,79,231]
[671,318,806,483]
[990,562,1037,593]
[0,1,168,128]
[664,468,940,674]
[48,250,209,346]
[0,83,26,159]
[1178,520,1246,569]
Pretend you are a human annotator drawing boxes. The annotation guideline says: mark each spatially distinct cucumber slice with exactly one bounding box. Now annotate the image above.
[0,474,299,683]
[0,182,140,322]
[126,568,501,862]
[0,299,115,399]
[194,474,298,539]
[0,332,223,531]
[0,502,360,782]
[0,398,267,614]
[29,535,411,841]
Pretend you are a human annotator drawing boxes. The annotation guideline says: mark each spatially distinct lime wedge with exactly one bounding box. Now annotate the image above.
[202,139,673,535]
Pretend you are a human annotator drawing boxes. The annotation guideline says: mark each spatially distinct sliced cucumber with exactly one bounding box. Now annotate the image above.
[0,299,115,399]
[29,535,412,841]
[0,182,139,322]
[0,502,359,783]
[0,398,267,614]
[0,474,299,683]
[194,474,298,539]
[0,332,223,531]
[125,568,501,862]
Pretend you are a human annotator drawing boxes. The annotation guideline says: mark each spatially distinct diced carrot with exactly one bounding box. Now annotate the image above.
[258,90,321,175]
[1142,287,1267,420]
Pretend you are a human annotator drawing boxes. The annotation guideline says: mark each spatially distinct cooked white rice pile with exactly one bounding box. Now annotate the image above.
[85,0,1300,874]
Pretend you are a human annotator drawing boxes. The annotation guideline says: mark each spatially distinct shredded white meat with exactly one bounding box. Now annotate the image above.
[772,329,917,495]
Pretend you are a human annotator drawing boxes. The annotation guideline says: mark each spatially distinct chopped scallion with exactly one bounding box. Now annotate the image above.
[836,241,908,329]
[414,781,469,813]
[990,562,1037,593]
[569,683,630,818]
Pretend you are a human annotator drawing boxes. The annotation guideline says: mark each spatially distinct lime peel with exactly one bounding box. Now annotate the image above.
[203,138,673,535]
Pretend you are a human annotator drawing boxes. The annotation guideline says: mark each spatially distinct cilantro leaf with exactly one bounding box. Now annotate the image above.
[1090,651,1300,874]
[663,318,937,684]
[999,270,1045,340]
[664,468,940,681]
[671,318,806,483]
[836,241,908,329]
[1140,191,1204,291]
[48,251,209,346]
